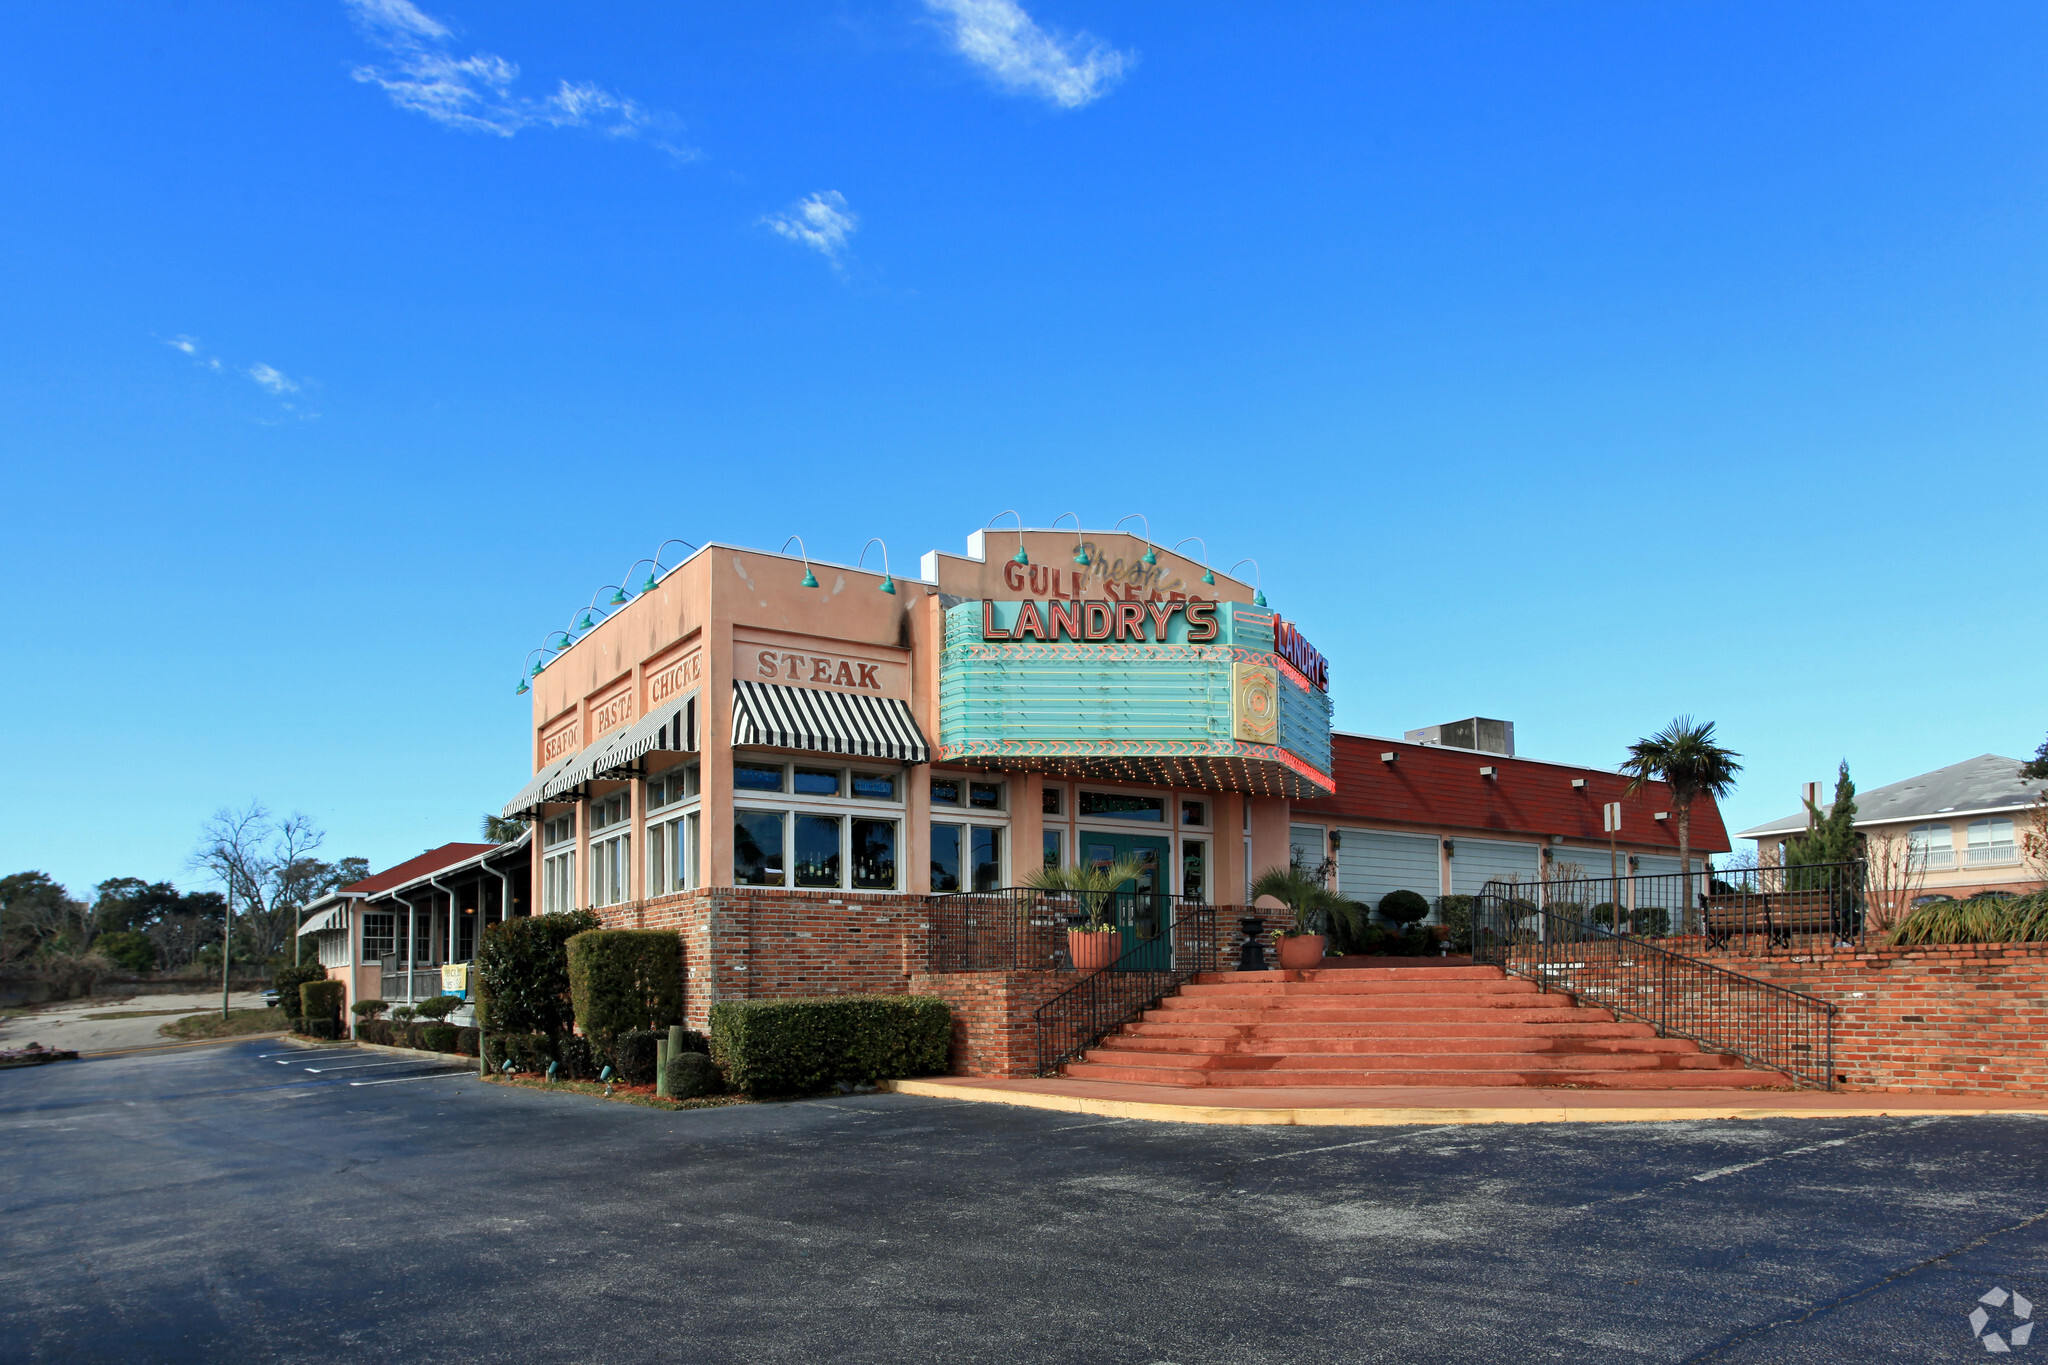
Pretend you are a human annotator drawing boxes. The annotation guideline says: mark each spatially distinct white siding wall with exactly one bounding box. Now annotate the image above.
[1289,824,1326,873]
[1450,838,1540,896]
[1336,829,1443,910]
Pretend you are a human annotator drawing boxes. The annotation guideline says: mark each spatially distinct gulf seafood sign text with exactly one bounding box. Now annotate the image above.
[1272,617,1329,691]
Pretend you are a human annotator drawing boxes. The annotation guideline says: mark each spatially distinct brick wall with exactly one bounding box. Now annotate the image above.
[909,970,1074,1077]
[598,890,932,1030]
[1704,944,2048,1095]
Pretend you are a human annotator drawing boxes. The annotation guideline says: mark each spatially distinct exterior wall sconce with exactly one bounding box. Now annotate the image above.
[858,537,896,594]
[644,539,698,593]
[987,510,1029,566]
[1571,778,1587,789]
[1654,812,1670,821]
[782,535,819,588]
[1442,839,1456,858]
[1380,751,1396,763]
[1328,831,1342,850]
[1229,558,1268,608]
[1479,766,1498,779]
[1115,513,1159,565]
[1173,536,1216,585]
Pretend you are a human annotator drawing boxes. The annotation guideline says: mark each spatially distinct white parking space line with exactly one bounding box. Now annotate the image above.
[349,1071,471,1086]
[304,1059,437,1074]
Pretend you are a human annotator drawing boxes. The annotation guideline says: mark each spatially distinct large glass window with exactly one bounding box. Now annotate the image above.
[648,813,700,897]
[362,912,395,959]
[930,823,962,893]
[852,820,897,890]
[734,810,785,886]
[542,812,576,915]
[1908,823,1955,869]
[1079,791,1165,822]
[971,827,1003,892]
[589,792,630,907]
[1967,818,2017,865]
[735,762,786,793]
[647,762,699,811]
[794,814,843,888]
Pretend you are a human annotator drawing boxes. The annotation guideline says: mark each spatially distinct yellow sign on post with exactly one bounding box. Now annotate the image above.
[441,963,468,998]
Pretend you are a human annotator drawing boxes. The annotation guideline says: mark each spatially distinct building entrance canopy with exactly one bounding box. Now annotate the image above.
[731,679,931,764]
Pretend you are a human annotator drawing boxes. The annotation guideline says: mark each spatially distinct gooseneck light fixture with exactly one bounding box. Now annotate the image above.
[858,538,897,594]
[1050,512,1090,566]
[986,509,1029,566]
[1115,513,1159,566]
[644,539,699,593]
[1229,558,1268,608]
[612,558,659,605]
[1173,536,1216,586]
[576,587,626,634]
[783,535,819,588]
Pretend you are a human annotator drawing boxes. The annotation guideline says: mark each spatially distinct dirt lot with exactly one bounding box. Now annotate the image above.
[0,990,272,1054]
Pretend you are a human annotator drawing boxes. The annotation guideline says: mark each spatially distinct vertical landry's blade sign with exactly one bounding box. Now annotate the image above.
[1272,617,1329,691]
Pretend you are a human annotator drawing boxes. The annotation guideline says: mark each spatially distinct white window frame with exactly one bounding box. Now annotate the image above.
[588,791,631,908]
[729,752,909,892]
[541,812,577,915]
[646,762,703,899]
[361,910,396,960]
[1908,823,1956,869]
[1966,817,2018,866]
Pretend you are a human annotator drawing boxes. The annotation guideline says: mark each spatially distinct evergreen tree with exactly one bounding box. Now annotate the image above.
[1786,761,1861,868]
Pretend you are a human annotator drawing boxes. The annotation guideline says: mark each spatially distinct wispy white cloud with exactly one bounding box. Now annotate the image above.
[923,0,1130,109]
[247,363,300,395]
[761,191,859,267]
[343,0,690,156]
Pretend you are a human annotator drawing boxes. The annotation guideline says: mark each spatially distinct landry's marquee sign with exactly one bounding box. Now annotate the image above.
[941,598,1335,798]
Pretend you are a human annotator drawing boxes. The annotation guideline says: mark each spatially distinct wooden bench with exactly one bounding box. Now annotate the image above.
[1700,889,1841,949]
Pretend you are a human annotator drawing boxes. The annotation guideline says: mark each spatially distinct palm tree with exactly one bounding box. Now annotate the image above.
[1024,857,1148,930]
[1248,865,1362,941]
[1621,716,1742,932]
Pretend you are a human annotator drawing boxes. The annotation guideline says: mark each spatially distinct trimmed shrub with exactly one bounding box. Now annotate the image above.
[1436,896,1474,953]
[556,1033,596,1080]
[484,1032,555,1073]
[709,994,950,1096]
[613,1028,660,1085]
[1377,889,1431,928]
[476,910,598,1034]
[355,1018,392,1045]
[1630,906,1671,937]
[664,1051,720,1099]
[566,930,684,1048]
[420,1023,459,1052]
[391,1005,417,1023]
[273,962,325,1013]
[455,1026,481,1056]
[351,999,388,1020]
[300,1019,341,1041]
[413,994,463,1021]
[301,979,345,1024]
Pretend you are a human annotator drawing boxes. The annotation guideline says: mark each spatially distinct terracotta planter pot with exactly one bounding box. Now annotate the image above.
[1276,934,1327,970]
[1068,929,1121,971]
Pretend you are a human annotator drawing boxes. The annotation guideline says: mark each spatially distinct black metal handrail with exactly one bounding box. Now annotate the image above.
[1033,901,1220,1075]
[1472,886,1837,1089]
[1481,859,1867,953]
[928,887,1210,972]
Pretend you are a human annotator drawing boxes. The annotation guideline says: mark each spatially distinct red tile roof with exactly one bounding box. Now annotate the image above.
[1293,734,1731,854]
[342,843,499,896]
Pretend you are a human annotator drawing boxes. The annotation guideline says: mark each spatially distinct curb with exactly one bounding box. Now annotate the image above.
[878,1079,2048,1127]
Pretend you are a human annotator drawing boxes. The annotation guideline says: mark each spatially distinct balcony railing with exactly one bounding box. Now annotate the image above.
[1966,845,2019,867]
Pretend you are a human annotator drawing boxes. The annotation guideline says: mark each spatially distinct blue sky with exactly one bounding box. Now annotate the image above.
[4,1,2045,897]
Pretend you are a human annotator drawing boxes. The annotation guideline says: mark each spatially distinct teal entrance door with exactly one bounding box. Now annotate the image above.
[1079,832,1172,969]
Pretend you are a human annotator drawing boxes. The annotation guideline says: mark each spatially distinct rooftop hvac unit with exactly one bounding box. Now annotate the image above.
[1403,717,1515,757]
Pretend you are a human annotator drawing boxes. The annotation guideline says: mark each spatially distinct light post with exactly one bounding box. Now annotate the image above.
[220,882,233,1021]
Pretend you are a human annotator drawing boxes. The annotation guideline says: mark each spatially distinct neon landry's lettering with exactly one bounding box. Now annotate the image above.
[980,599,1219,644]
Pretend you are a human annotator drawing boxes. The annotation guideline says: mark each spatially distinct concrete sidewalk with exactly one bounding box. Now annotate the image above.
[884,1074,2048,1126]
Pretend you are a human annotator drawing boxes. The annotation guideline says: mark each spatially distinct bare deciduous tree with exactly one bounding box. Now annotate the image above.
[1862,828,1928,932]
[189,805,349,961]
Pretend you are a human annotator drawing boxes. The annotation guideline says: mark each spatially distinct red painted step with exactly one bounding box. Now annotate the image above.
[1060,964,1794,1090]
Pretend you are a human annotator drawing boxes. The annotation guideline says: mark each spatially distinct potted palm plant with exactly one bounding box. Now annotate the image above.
[1251,865,1360,970]
[1025,857,1147,972]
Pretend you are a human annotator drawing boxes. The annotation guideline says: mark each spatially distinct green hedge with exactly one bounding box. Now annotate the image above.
[709,994,950,1096]
[665,1051,720,1098]
[420,1023,459,1052]
[413,994,463,1021]
[613,1027,660,1084]
[274,962,325,1013]
[301,979,345,1023]
[566,930,684,1048]
[475,910,597,1034]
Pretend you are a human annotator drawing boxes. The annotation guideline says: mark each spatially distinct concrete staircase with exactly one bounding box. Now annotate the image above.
[1061,965,1794,1089]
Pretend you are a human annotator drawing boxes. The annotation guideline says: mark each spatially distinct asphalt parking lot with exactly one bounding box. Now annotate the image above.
[2,1040,2043,1364]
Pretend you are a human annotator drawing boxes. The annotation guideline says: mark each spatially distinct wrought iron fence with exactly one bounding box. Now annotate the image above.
[1472,888,1837,1089]
[1484,859,1867,954]
[928,888,1210,972]
[1034,901,1220,1075]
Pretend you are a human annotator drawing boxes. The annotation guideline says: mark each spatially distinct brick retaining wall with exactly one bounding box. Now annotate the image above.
[909,970,1075,1077]
[1703,944,2048,1095]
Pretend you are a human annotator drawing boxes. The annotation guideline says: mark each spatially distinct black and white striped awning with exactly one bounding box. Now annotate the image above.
[501,693,700,815]
[730,679,929,764]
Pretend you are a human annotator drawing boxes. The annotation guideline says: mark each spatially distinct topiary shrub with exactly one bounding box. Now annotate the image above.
[412,994,463,1021]
[420,1023,459,1052]
[709,994,950,1097]
[566,930,684,1049]
[1377,889,1431,928]
[476,910,598,1035]
[301,979,345,1026]
[455,1026,481,1056]
[351,999,388,1020]
[391,1005,417,1023]
[1631,906,1671,937]
[273,962,325,1014]
[664,1051,720,1099]
[613,1028,660,1085]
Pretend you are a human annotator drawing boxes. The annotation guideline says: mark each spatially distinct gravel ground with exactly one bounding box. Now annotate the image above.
[2,1038,2044,1364]
[0,991,272,1054]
